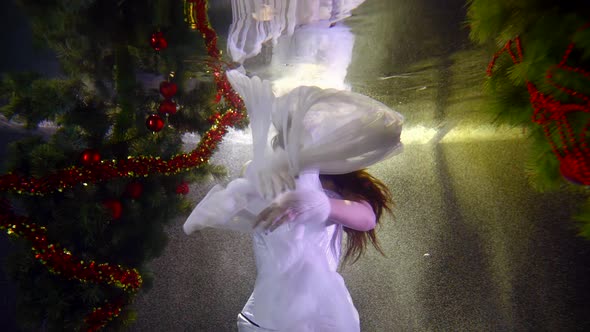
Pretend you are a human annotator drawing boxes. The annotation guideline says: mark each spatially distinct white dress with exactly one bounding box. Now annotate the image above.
[186,170,357,331]
[239,186,350,332]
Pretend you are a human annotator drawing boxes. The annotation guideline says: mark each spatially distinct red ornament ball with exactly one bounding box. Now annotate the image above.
[158,100,178,115]
[146,114,165,132]
[159,81,178,99]
[103,199,123,220]
[80,149,101,166]
[150,31,168,51]
[176,182,190,195]
[125,181,143,199]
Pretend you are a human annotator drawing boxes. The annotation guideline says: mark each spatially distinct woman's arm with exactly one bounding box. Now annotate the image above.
[328,198,376,231]
[254,191,376,233]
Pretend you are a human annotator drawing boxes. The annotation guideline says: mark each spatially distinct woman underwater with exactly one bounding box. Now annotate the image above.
[183,1,403,331]
[183,70,403,331]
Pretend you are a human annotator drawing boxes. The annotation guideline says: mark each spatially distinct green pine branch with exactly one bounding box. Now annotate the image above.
[468,0,590,240]
[2,0,228,330]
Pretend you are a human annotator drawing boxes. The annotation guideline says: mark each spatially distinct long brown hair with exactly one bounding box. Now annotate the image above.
[320,170,393,265]
[271,134,392,264]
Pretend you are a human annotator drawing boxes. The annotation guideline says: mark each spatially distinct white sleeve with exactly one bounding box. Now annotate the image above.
[226,70,274,170]
[183,178,267,234]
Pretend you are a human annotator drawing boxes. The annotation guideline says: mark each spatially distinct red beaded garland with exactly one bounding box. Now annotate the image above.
[559,153,586,184]
[488,30,590,185]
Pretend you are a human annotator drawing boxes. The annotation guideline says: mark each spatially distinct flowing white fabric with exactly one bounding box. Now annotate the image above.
[222,69,404,199]
[228,0,366,63]
[228,0,294,64]
[269,22,356,96]
[271,81,404,178]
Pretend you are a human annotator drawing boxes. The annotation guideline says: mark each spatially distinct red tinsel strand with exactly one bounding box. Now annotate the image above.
[84,298,127,332]
[192,0,245,111]
[0,211,141,330]
[193,0,220,60]
[0,110,244,196]
[0,213,142,291]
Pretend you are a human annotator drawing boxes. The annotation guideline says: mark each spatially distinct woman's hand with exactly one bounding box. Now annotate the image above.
[254,189,330,232]
[245,149,296,200]
[254,202,298,232]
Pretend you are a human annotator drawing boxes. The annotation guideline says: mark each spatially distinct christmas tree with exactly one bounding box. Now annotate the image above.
[0,0,244,330]
[467,0,590,236]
